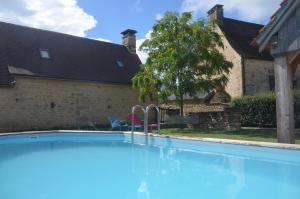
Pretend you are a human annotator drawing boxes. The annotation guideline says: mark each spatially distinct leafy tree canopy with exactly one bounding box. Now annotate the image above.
[132,12,233,115]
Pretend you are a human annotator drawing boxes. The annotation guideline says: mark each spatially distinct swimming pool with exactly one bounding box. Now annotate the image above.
[0,132,300,199]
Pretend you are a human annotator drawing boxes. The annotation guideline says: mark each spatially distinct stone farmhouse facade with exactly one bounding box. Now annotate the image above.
[208,4,300,98]
[0,22,141,132]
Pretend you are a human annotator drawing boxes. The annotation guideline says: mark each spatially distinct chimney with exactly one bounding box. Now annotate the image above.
[207,4,224,25]
[121,29,137,53]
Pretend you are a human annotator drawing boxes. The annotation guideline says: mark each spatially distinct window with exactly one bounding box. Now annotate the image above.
[116,60,124,68]
[40,49,50,59]
[293,78,297,88]
[271,33,278,48]
[269,75,275,91]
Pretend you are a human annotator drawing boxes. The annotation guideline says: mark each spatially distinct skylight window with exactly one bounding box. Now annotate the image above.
[116,60,124,68]
[40,49,50,59]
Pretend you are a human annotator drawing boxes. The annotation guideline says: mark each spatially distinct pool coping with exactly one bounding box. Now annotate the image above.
[145,132,300,150]
[1,130,300,150]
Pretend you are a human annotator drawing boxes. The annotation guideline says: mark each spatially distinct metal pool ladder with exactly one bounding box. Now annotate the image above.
[131,104,160,135]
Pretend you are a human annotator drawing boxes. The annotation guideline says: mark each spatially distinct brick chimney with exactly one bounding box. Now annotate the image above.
[121,29,137,53]
[207,4,224,25]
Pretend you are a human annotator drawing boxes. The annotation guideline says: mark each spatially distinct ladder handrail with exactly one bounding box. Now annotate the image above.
[145,104,160,134]
[131,104,160,135]
[131,105,146,134]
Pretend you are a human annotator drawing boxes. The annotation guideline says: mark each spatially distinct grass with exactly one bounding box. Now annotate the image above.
[156,128,300,144]
[76,125,300,144]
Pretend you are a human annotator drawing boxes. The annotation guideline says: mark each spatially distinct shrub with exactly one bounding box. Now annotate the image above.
[232,90,300,128]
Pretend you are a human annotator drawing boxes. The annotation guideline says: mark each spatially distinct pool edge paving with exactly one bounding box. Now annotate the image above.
[0,130,300,150]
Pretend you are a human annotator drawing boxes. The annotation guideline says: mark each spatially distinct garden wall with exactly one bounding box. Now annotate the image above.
[187,107,241,131]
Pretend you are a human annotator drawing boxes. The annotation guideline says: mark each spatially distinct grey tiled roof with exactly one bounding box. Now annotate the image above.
[0,21,141,86]
[220,18,273,60]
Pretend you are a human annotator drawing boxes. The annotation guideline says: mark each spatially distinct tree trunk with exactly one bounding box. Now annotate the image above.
[180,94,184,117]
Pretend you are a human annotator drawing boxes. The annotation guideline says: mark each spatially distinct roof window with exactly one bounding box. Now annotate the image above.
[116,60,124,68]
[40,49,50,59]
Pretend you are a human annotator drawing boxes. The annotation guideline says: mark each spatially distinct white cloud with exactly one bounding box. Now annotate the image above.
[155,13,163,20]
[91,37,111,43]
[136,30,152,64]
[0,0,97,37]
[181,0,282,23]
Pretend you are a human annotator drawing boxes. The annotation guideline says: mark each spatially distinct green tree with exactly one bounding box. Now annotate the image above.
[133,12,233,116]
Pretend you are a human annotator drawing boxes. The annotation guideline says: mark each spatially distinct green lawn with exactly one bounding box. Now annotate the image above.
[79,125,300,144]
[156,128,300,144]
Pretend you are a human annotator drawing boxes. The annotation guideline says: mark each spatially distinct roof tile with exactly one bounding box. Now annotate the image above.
[0,34,14,86]
[220,18,273,60]
[0,21,141,85]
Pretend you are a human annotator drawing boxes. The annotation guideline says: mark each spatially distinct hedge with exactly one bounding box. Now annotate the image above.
[232,90,300,128]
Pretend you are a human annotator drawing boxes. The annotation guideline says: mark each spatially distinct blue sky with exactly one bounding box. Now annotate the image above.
[0,0,282,62]
[77,0,182,43]
[77,0,281,44]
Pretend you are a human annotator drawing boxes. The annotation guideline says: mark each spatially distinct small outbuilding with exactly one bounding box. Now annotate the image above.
[254,0,300,143]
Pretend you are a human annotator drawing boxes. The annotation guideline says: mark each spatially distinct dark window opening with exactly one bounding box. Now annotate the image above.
[269,75,275,91]
[293,79,297,88]
[271,33,278,48]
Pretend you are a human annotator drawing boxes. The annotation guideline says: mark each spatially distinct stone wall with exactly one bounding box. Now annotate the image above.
[160,101,225,117]
[183,103,225,114]
[244,59,274,95]
[215,26,300,98]
[0,76,141,132]
[216,26,244,98]
[244,59,300,95]
[187,107,241,131]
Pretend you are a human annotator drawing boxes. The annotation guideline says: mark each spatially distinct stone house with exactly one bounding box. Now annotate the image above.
[207,4,300,98]
[163,4,300,123]
[0,22,141,132]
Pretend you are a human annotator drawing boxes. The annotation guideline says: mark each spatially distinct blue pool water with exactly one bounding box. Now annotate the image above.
[0,132,300,199]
